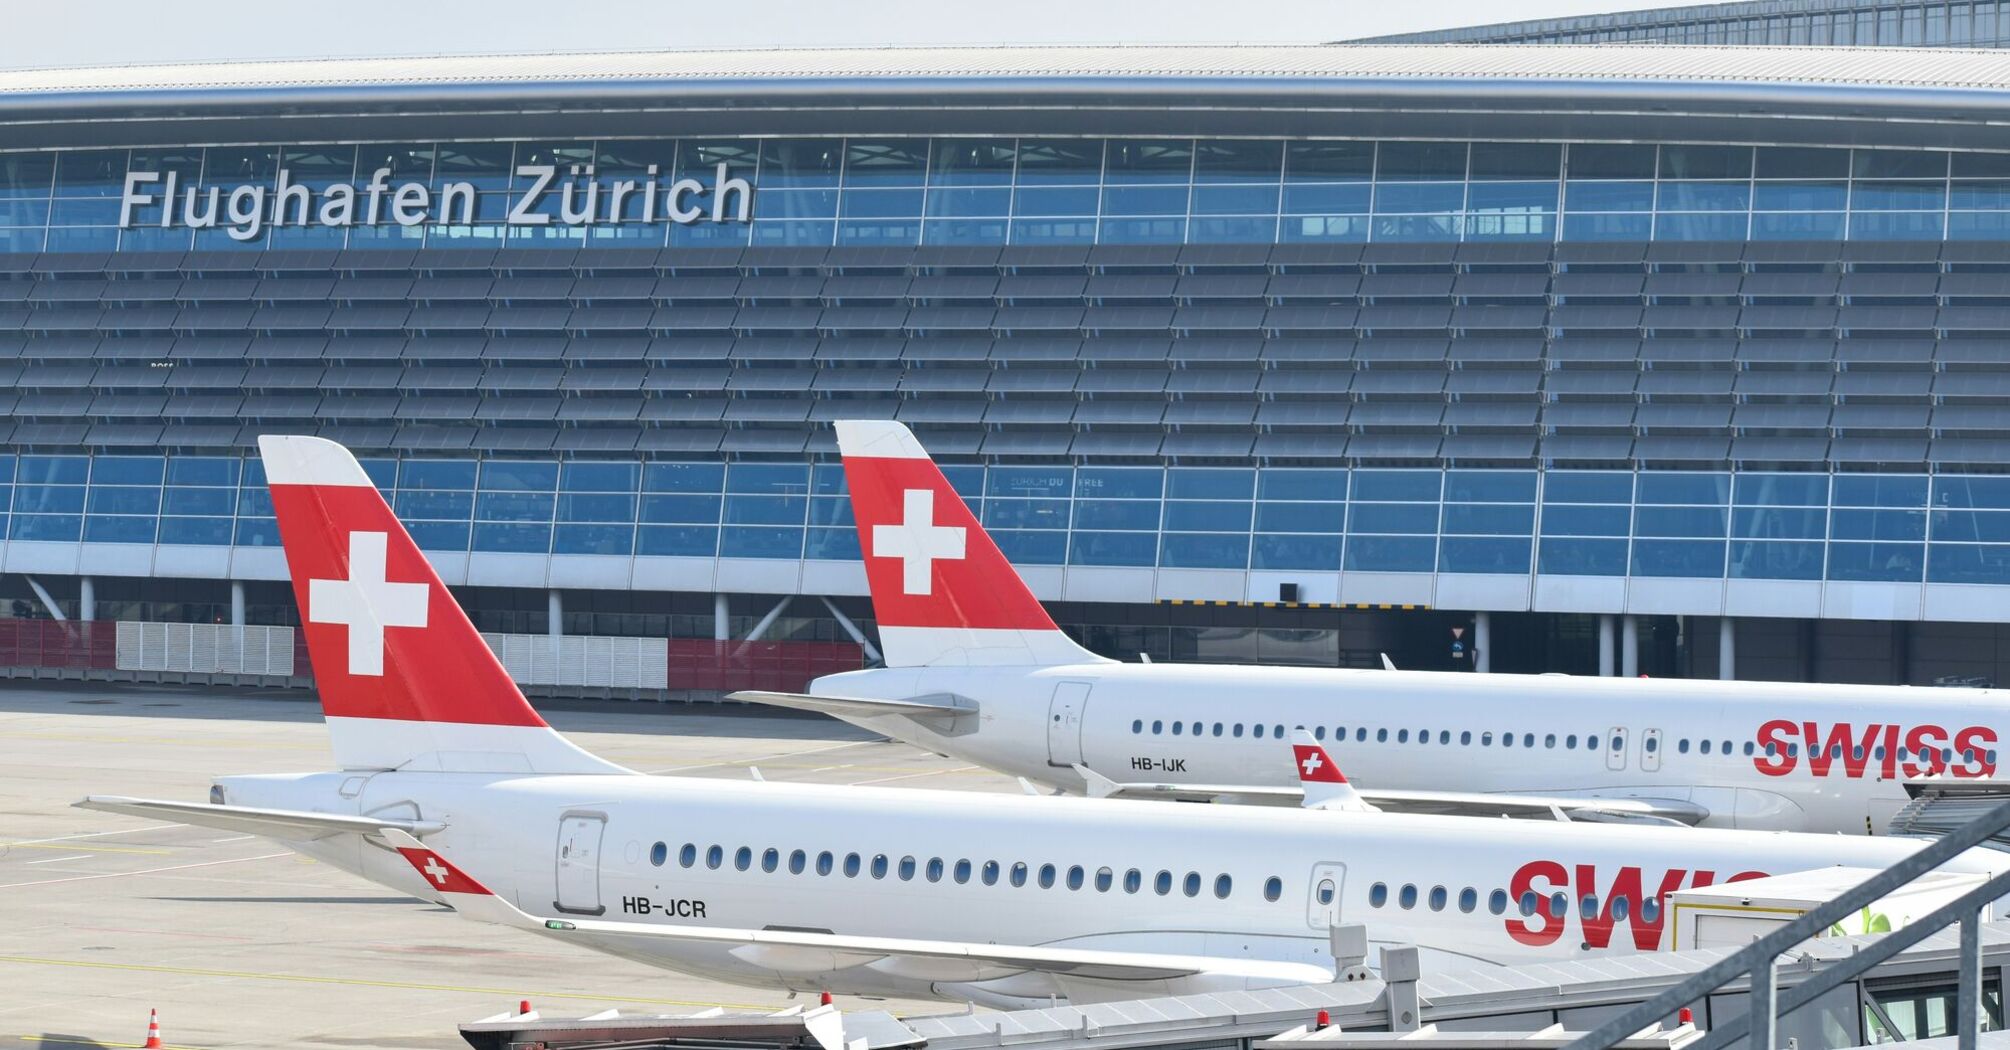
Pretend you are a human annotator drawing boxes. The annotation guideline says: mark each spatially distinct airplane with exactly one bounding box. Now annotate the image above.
[73,435,2010,1007]
[734,420,2010,835]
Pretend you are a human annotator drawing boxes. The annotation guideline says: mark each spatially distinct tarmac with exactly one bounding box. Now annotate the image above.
[0,683,1015,1050]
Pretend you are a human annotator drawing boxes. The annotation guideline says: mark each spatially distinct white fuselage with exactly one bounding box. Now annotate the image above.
[810,663,2010,834]
[219,763,2004,1006]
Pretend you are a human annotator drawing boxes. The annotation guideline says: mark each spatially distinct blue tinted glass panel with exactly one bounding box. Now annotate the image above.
[1544,472,1633,503]
[638,524,718,557]
[1731,507,1827,540]
[1010,217,1096,244]
[1440,537,1532,574]
[480,461,558,491]
[395,490,475,519]
[1191,184,1279,215]
[13,514,81,540]
[1076,468,1162,499]
[1854,181,1948,210]
[1167,468,1255,500]
[1280,215,1369,242]
[1935,477,2010,510]
[992,530,1067,564]
[14,486,84,513]
[841,188,924,218]
[1563,181,1656,211]
[236,488,273,516]
[1931,511,2010,543]
[1634,506,1728,538]
[1467,182,1559,210]
[476,492,554,521]
[1350,471,1440,502]
[807,497,852,527]
[987,466,1071,498]
[164,487,235,515]
[473,522,551,552]
[1160,533,1250,568]
[1252,534,1342,570]
[1013,186,1099,214]
[86,487,160,515]
[1538,538,1628,575]
[720,526,803,558]
[561,462,640,492]
[1164,500,1253,532]
[1282,184,1371,213]
[1734,473,1829,506]
[1657,213,1748,240]
[1189,217,1276,243]
[90,457,164,485]
[925,187,1011,218]
[983,499,1068,529]
[1073,501,1160,530]
[407,522,471,551]
[1345,536,1435,572]
[1831,508,1926,541]
[1441,504,1534,535]
[1099,217,1185,243]
[1631,539,1727,577]
[1753,181,1848,210]
[941,466,985,501]
[1348,503,1438,534]
[1444,471,1537,502]
[641,494,721,523]
[1563,213,1652,240]
[234,519,280,546]
[1374,183,1464,212]
[554,523,634,555]
[19,456,88,485]
[1827,542,1924,581]
[399,460,479,490]
[1257,469,1345,501]
[725,464,810,494]
[557,493,636,521]
[1928,545,2010,584]
[1071,532,1157,566]
[1542,505,1632,536]
[1101,185,1189,215]
[1833,475,1928,507]
[1255,502,1345,533]
[805,527,862,561]
[724,496,807,526]
[1730,540,1825,580]
[1752,212,1846,240]
[158,517,233,545]
[1636,473,1729,505]
[84,516,156,543]
[1852,212,1945,239]
[643,463,725,493]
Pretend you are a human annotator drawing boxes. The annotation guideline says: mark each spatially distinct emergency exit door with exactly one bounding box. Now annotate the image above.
[553,812,606,915]
[1047,681,1092,767]
[1606,726,1628,772]
[1307,862,1348,929]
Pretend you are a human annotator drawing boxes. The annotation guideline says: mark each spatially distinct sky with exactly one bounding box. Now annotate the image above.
[0,0,1696,70]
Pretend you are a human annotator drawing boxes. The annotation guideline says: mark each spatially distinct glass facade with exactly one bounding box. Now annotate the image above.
[1360,0,2010,48]
[13,138,2010,250]
[12,452,2010,586]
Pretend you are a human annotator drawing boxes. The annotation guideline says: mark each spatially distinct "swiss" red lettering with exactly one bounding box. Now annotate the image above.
[1750,722,1996,779]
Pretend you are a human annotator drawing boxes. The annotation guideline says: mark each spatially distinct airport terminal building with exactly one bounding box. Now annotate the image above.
[6,43,2010,685]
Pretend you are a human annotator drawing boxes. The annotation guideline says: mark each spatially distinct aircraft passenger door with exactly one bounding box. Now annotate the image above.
[1641,728,1664,772]
[1606,726,1628,772]
[1046,681,1092,767]
[553,812,607,916]
[1307,862,1347,929]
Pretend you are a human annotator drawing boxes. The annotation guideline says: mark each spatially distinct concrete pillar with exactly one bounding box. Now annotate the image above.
[77,576,95,622]
[547,589,563,641]
[1473,612,1492,673]
[1718,616,1737,681]
[714,593,730,641]
[1620,615,1640,678]
[230,580,246,627]
[1597,614,1616,677]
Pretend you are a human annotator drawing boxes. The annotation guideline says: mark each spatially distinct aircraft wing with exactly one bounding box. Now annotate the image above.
[1072,771,1705,825]
[75,795,445,841]
[381,831,1328,990]
[727,690,975,719]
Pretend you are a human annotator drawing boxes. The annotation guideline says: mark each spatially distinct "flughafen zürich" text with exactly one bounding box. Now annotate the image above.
[119,163,754,241]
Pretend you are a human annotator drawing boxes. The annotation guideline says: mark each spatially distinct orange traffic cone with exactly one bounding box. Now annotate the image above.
[142,1009,163,1050]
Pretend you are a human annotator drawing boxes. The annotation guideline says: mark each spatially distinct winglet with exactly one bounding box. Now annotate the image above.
[1290,730,1376,813]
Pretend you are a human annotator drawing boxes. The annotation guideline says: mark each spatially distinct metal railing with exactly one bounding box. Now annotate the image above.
[1565,798,2010,1050]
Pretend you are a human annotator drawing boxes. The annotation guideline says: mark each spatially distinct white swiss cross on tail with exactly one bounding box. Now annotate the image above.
[1300,750,1324,778]
[307,530,430,677]
[871,488,967,596]
[1290,729,1376,813]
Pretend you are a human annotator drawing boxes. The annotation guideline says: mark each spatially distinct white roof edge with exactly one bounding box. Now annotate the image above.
[257,434,373,488]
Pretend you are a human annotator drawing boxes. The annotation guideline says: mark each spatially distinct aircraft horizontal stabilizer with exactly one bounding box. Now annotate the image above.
[75,795,445,840]
[727,690,975,719]
[383,830,1329,991]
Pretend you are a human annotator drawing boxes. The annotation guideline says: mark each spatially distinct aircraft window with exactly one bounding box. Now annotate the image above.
[1482,732,1494,745]
[1523,733,1535,748]
[1786,744,1798,758]
[1944,747,1955,763]
[1549,892,1568,918]
[1588,735,1600,750]
[1355,728,1367,742]
[762,848,779,873]
[1854,745,1866,761]
[706,845,724,869]
[1215,874,1232,899]
[1700,739,1711,755]
[1873,746,1884,760]
[1428,885,1448,911]
[1124,868,1143,894]
[1369,882,1388,907]
[982,860,1000,886]
[1316,879,1337,905]
[1612,896,1630,921]
[1336,726,1347,739]
[1315,727,1326,741]
[1010,861,1028,887]
[843,852,861,878]
[1963,748,1976,764]
[1489,889,1508,915]
[1641,897,1662,923]
[870,854,889,879]
[1440,731,1451,745]
[1580,894,1598,920]
[1458,887,1477,913]
[1461,731,1473,745]
[1504,733,1515,748]
[1546,734,1557,749]
[679,843,697,868]
[817,851,834,876]
[1744,741,1756,756]
[1723,740,1732,754]
[1132,719,1142,733]
[954,859,972,884]
[898,855,917,880]
[1274,725,1285,738]
[1377,728,1389,743]
[1152,720,1163,734]
[650,842,668,867]
[1038,863,1057,889]
[927,858,945,883]
[1156,870,1174,895]
[1645,737,1658,754]
[1233,724,1244,738]
[1566,734,1577,748]
[789,849,807,875]
[1095,867,1114,892]
[1397,729,1409,744]
[1214,723,1224,737]
[1399,884,1418,909]
[735,847,753,871]
[1066,865,1085,890]
[1265,876,1284,902]
[1254,724,1266,739]
[1185,872,1202,897]
[1519,891,1539,916]
[1612,735,1625,752]
[1172,721,1183,736]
